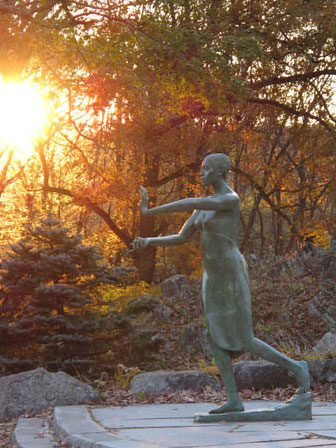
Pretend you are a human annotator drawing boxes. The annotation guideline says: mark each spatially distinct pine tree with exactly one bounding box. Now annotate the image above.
[0,215,121,374]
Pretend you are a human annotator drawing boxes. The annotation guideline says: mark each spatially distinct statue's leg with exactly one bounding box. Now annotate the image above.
[246,338,310,393]
[208,341,244,414]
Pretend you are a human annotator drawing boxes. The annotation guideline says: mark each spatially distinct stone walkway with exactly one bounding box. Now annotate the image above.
[13,401,336,448]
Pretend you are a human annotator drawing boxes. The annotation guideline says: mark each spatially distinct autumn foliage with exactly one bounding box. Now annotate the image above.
[0,2,335,279]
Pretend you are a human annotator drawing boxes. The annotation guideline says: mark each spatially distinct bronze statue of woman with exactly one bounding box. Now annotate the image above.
[132,153,310,414]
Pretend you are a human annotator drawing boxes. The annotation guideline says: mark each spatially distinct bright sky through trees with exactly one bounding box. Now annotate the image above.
[0,79,47,157]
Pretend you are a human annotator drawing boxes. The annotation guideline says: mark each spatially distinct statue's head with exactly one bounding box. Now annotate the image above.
[201,153,231,186]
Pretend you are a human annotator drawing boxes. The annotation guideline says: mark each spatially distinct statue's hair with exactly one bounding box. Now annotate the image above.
[203,153,231,178]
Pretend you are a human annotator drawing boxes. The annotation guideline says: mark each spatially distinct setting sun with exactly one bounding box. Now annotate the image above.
[0,80,47,156]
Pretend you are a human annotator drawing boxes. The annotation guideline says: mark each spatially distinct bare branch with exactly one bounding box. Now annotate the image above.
[233,166,302,240]
[43,185,132,246]
[153,159,201,187]
[247,97,336,138]
[251,70,336,89]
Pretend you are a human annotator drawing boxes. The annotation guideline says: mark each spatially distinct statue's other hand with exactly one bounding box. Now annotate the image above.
[130,237,150,252]
[140,186,149,214]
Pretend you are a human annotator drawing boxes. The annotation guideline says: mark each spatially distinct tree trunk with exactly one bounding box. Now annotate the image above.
[135,245,157,284]
[136,213,158,283]
[275,189,284,255]
[240,192,262,253]
[257,206,265,257]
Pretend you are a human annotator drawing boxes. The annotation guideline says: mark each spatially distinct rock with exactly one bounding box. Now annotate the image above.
[124,294,160,315]
[128,328,166,365]
[161,274,190,299]
[326,370,336,382]
[270,246,336,279]
[246,254,258,264]
[308,292,336,332]
[179,324,212,359]
[312,332,336,357]
[307,359,330,384]
[233,361,295,390]
[324,306,336,332]
[324,257,336,281]
[326,359,336,382]
[130,359,336,397]
[233,358,336,389]
[154,305,173,320]
[234,359,336,389]
[280,256,306,277]
[0,367,100,422]
[130,370,221,395]
[245,254,258,272]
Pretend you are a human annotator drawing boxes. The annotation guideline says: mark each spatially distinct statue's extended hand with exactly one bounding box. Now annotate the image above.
[130,237,150,252]
[140,186,149,215]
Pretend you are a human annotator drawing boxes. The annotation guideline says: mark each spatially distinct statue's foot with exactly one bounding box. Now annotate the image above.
[295,360,310,393]
[209,399,244,414]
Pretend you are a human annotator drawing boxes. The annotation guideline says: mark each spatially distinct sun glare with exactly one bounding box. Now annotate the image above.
[0,80,47,157]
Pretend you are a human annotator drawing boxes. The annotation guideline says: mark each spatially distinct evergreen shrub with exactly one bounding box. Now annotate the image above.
[0,215,126,375]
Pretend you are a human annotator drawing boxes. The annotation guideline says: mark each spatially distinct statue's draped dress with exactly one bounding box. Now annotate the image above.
[194,209,254,358]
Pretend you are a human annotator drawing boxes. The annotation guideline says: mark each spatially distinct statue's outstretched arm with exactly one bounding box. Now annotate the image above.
[139,186,238,216]
[131,210,199,251]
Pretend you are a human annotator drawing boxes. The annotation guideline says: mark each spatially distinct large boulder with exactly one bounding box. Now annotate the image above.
[313,332,336,357]
[233,361,295,390]
[130,359,336,397]
[307,359,331,384]
[233,359,336,390]
[130,370,221,395]
[307,358,336,384]
[0,367,101,422]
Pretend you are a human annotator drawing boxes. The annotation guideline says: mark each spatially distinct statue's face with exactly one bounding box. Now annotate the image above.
[200,160,219,187]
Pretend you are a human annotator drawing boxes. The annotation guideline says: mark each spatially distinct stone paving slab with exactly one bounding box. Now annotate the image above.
[312,431,336,440]
[12,417,57,448]
[14,401,336,448]
[53,406,162,448]
[92,402,335,430]
[210,441,336,448]
[311,405,336,415]
[90,414,336,431]
[119,427,291,445]
[53,401,336,448]
[118,427,336,447]
[91,401,284,426]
